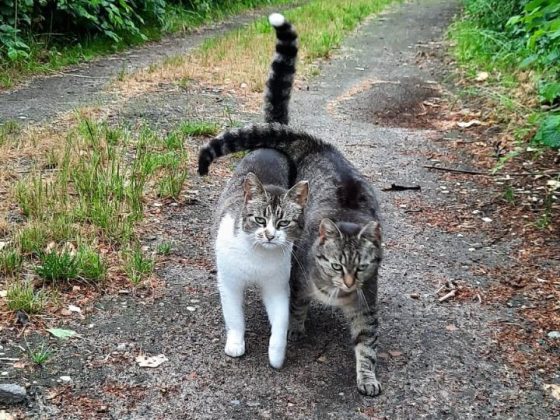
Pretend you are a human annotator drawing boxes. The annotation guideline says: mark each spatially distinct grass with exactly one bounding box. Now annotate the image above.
[179,121,220,137]
[124,244,155,285]
[0,0,294,90]
[6,280,48,314]
[120,0,401,100]
[28,343,53,366]
[0,248,23,276]
[156,242,172,256]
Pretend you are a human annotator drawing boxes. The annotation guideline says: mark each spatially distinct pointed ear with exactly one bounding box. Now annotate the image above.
[358,221,381,245]
[285,180,309,207]
[319,218,341,244]
[243,172,265,203]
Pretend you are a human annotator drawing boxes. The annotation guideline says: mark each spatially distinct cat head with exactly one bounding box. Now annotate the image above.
[312,218,382,293]
[241,172,308,249]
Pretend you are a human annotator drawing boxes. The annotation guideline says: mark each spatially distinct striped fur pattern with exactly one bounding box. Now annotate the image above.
[198,124,384,396]
[264,13,298,125]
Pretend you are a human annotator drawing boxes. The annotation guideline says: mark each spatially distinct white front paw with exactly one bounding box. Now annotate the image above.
[268,344,286,369]
[225,335,245,358]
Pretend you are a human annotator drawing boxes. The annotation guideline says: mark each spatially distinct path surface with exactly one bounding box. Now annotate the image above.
[2,0,558,418]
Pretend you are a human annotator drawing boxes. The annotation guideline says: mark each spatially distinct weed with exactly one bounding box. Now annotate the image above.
[0,120,21,145]
[156,242,172,255]
[179,121,220,137]
[17,223,48,255]
[502,185,515,204]
[6,281,48,314]
[76,245,107,282]
[36,250,79,283]
[0,248,23,276]
[28,343,53,366]
[124,244,154,285]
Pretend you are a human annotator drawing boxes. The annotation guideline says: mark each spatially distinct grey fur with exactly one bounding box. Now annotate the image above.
[198,123,384,396]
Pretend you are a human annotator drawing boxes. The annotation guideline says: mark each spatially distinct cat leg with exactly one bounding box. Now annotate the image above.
[345,306,382,397]
[288,266,309,341]
[262,281,290,369]
[218,274,246,358]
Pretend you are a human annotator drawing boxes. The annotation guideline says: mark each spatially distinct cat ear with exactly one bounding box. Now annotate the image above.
[285,180,309,207]
[319,218,341,244]
[358,221,381,245]
[243,172,265,202]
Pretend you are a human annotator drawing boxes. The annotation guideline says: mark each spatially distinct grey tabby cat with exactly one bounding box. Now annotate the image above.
[198,123,384,396]
[211,14,307,369]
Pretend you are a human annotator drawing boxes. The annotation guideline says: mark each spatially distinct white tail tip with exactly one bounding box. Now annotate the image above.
[269,13,286,27]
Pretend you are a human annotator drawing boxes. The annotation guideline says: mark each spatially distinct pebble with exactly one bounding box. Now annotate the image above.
[0,384,27,404]
[186,306,196,312]
[59,376,72,383]
[230,399,240,405]
[547,331,560,339]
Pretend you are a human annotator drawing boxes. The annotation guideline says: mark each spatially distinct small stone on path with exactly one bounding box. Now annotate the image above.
[0,383,26,404]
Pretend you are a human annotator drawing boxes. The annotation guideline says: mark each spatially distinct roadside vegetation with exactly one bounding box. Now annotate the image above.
[448,0,559,226]
[0,0,292,89]
[449,0,559,152]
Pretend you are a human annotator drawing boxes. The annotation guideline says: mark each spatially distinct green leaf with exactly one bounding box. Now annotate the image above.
[47,328,77,340]
[533,114,560,148]
[539,83,560,104]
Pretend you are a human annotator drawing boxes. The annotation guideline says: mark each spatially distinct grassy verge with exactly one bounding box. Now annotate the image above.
[119,0,401,101]
[0,112,208,316]
[0,0,293,90]
[447,0,559,230]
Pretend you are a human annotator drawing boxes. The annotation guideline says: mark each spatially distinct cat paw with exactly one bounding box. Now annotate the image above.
[357,379,382,397]
[268,345,286,369]
[224,339,245,358]
[287,325,305,342]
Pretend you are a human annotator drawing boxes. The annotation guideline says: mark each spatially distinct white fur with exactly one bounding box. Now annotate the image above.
[216,213,291,369]
[268,13,286,28]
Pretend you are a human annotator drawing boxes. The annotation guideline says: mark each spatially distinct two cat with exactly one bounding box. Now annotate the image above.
[212,13,307,369]
[202,14,384,396]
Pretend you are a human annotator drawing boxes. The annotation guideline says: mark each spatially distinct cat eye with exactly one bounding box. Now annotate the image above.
[357,264,368,272]
[254,216,267,225]
[331,263,343,271]
[277,220,290,228]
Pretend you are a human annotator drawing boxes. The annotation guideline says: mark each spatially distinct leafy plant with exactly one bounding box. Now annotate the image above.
[28,343,53,366]
[533,114,560,148]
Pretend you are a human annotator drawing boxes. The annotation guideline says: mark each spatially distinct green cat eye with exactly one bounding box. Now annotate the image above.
[254,216,267,225]
[331,262,343,271]
[357,264,368,272]
[277,220,290,228]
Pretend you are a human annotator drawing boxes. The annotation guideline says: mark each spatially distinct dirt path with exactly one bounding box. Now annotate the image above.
[2,0,559,418]
[0,3,301,124]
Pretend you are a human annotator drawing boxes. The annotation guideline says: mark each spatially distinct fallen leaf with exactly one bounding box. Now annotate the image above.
[317,356,327,363]
[446,324,458,331]
[543,384,560,401]
[68,305,81,313]
[0,290,7,298]
[388,350,402,358]
[13,361,26,369]
[0,242,7,251]
[475,71,489,82]
[47,328,77,340]
[136,354,168,368]
[457,120,483,128]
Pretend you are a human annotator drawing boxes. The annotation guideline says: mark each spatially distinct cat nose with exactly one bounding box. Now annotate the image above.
[343,274,355,288]
[265,230,275,241]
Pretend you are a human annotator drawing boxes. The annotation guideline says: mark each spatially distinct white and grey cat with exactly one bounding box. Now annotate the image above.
[212,13,306,369]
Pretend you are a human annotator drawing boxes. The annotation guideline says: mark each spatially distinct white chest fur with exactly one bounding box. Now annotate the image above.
[215,213,292,284]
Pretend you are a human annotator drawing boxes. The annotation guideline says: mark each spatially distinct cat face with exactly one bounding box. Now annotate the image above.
[313,219,381,294]
[241,172,308,249]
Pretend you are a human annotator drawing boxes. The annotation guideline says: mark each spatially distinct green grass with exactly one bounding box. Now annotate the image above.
[156,242,173,256]
[0,0,294,89]
[124,244,155,285]
[0,248,23,276]
[6,281,48,314]
[28,343,53,366]
[179,121,221,137]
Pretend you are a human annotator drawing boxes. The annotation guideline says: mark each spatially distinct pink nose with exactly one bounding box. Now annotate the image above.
[343,274,355,288]
[265,231,275,241]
